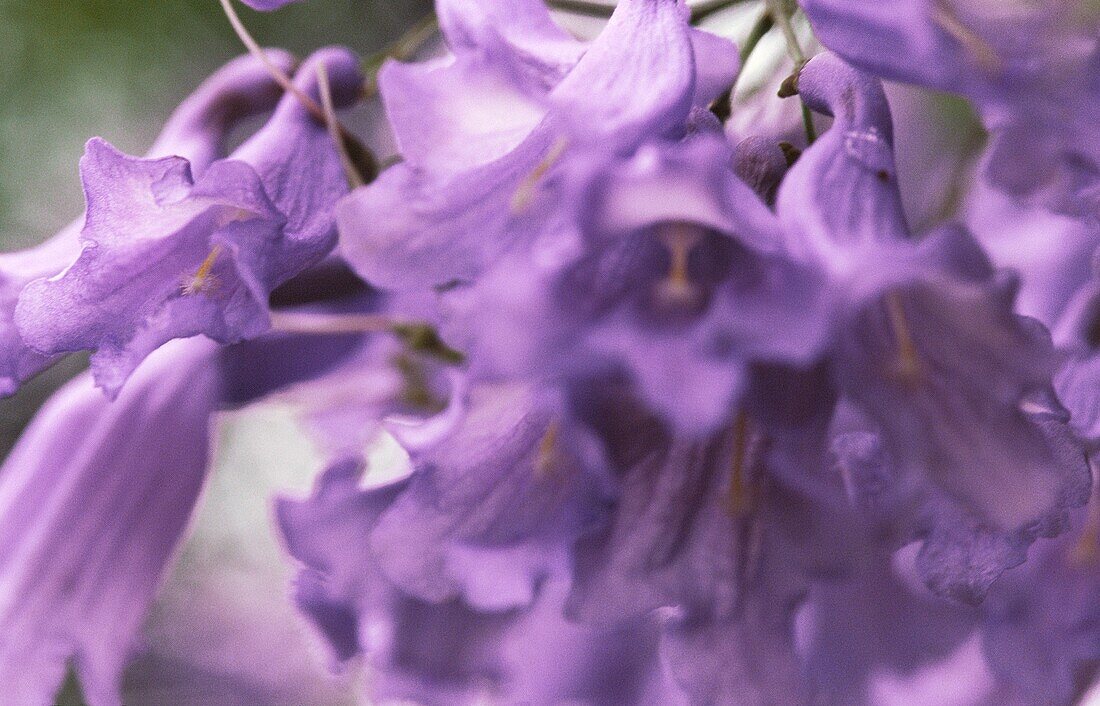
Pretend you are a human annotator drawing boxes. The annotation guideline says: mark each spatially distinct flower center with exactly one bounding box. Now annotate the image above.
[654,222,705,308]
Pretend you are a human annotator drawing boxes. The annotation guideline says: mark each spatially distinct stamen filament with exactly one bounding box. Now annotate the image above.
[727,412,753,517]
[886,292,921,381]
[931,1,1001,72]
[535,421,561,479]
[511,138,569,213]
[182,245,223,295]
[656,223,703,304]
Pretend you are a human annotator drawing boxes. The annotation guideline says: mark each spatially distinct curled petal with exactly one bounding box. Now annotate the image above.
[0,51,292,398]
[550,0,696,148]
[371,384,608,609]
[17,48,362,396]
[776,51,909,268]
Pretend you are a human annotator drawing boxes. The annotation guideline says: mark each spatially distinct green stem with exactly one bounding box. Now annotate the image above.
[765,0,804,64]
[740,9,775,64]
[764,0,816,143]
[710,9,774,122]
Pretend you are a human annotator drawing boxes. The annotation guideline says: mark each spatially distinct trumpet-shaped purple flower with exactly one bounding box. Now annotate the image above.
[440,132,829,433]
[0,338,221,706]
[779,52,1089,532]
[0,51,295,397]
[277,457,667,704]
[368,381,611,610]
[799,0,1100,214]
[563,378,870,702]
[338,0,739,292]
[16,48,362,397]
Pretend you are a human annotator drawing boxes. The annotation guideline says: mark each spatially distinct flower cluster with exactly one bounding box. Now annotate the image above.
[1,0,1099,704]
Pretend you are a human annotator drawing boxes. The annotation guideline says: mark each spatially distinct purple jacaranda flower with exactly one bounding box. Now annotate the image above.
[368,381,612,610]
[779,52,1089,532]
[982,492,1100,706]
[338,0,739,292]
[562,376,866,702]
[15,47,362,397]
[832,413,1088,606]
[0,50,294,398]
[0,337,221,706]
[0,286,436,704]
[799,0,1100,214]
[276,457,667,704]
[439,131,829,433]
[345,0,834,435]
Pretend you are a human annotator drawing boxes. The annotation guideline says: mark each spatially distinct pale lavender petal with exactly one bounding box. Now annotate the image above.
[370,384,609,609]
[550,0,695,147]
[0,338,221,705]
[378,55,549,173]
[436,0,587,89]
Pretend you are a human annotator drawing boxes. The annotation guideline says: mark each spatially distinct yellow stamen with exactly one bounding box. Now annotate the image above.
[535,421,561,479]
[181,245,223,295]
[727,412,753,517]
[511,138,568,213]
[932,1,1002,72]
[886,292,921,381]
[656,222,703,305]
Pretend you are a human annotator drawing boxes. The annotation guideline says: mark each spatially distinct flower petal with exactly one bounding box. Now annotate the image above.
[0,338,221,705]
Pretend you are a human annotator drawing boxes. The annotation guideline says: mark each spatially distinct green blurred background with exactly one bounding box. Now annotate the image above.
[0,2,428,703]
